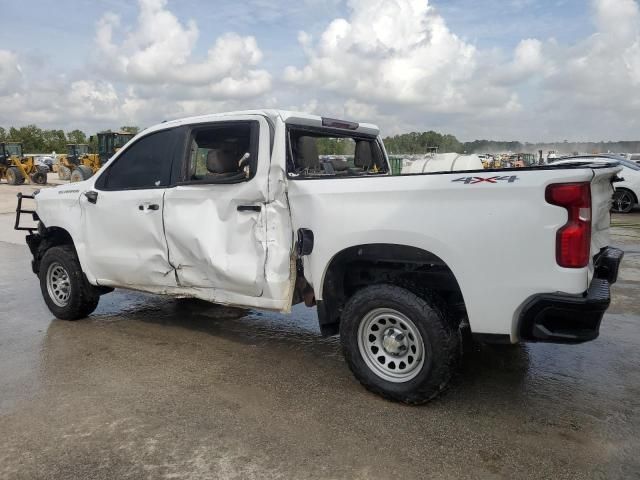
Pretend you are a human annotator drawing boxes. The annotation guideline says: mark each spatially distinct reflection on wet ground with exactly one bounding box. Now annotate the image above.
[0,216,639,479]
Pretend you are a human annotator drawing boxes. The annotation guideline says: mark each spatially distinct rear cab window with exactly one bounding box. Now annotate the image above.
[286,126,388,178]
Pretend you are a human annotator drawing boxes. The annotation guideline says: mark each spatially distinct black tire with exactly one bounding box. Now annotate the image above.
[340,284,460,405]
[6,166,25,185]
[612,189,635,214]
[30,169,47,185]
[70,165,93,183]
[38,245,99,320]
[58,165,71,180]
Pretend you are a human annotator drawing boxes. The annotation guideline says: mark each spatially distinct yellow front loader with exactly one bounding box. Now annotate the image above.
[62,132,134,182]
[57,144,98,181]
[0,142,47,185]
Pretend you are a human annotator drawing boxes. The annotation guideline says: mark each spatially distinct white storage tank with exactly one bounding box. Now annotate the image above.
[401,153,483,174]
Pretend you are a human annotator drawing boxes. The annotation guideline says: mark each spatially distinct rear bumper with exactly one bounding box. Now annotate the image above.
[519,247,624,344]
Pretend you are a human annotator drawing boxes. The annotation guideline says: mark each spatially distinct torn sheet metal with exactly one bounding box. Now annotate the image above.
[163,186,267,297]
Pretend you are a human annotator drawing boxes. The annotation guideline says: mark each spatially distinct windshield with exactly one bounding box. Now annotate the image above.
[114,134,132,149]
[5,144,21,157]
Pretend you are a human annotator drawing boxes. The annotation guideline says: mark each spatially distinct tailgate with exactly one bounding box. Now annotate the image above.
[590,166,623,270]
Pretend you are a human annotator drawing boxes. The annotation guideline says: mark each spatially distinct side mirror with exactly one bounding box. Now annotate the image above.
[84,191,98,204]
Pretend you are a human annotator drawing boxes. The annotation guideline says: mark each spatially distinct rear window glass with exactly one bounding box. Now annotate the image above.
[287,128,387,178]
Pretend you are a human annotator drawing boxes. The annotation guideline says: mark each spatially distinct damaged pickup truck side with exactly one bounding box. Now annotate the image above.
[17,110,624,404]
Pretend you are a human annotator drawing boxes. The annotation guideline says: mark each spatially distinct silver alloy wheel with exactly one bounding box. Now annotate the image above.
[46,262,71,307]
[357,308,425,383]
[613,190,634,213]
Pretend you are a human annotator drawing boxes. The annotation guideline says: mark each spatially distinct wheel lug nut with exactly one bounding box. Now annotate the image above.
[395,333,404,341]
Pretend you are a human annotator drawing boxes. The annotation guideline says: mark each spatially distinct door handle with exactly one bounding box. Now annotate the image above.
[85,191,98,204]
[237,205,261,212]
[138,204,160,211]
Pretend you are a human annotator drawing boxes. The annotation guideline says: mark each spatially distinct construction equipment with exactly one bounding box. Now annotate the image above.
[60,132,135,183]
[57,144,85,180]
[0,142,48,185]
[58,143,96,181]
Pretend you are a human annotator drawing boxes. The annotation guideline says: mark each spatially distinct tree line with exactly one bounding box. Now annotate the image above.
[2,123,638,155]
[385,133,640,155]
[0,125,140,154]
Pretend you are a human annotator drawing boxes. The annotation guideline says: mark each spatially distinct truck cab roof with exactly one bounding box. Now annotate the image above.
[152,110,380,137]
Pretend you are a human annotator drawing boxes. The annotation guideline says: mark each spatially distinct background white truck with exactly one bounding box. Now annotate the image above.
[16,110,624,404]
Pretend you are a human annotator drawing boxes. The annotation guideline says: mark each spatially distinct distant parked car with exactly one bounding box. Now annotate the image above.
[550,155,640,213]
[628,153,640,165]
[36,156,54,172]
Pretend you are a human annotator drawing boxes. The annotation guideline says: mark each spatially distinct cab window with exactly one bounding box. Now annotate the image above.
[96,129,181,190]
[183,121,258,184]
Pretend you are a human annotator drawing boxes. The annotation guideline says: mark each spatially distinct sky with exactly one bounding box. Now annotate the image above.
[1,0,639,142]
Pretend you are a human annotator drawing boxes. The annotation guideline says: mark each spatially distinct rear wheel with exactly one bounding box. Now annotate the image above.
[612,189,635,213]
[58,165,71,180]
[39,245,99,320]
[70,165,93,183]
[340,284,460,404]
[5,166,25,185]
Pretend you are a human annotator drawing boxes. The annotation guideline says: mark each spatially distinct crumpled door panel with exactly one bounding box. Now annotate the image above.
[163,185,267,297]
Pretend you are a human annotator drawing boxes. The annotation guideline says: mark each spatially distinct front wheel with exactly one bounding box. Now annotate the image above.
[39,245,99,320]
[612,189,635,214]
[340,284,460,404]
[5,166,25,185]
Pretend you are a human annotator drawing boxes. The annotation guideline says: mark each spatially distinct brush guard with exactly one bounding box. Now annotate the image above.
[15,192,39,234]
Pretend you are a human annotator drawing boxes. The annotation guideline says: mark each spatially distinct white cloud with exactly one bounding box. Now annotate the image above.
[542,0,640,111]
[95,0,271,98]
[284,0,489,113]
[283,0,640,140]
[0,50,23,96]
[2,0,640,142]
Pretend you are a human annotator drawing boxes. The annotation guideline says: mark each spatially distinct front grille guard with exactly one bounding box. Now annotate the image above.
[15,192,38,233]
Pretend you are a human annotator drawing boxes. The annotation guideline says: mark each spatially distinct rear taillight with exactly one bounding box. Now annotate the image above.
[545,182,592,268]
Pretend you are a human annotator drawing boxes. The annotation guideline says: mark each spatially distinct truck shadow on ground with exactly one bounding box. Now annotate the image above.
[67,291,536,406]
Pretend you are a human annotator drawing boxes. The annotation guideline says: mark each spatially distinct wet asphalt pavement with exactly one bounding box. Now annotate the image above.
[0,216,639,479]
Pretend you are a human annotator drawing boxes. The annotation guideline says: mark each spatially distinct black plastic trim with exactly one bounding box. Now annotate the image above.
[317,300,339,337]
[296,228,314,256]
[473,333,512,344]
[237,205,261,212]
[518,247,624,344]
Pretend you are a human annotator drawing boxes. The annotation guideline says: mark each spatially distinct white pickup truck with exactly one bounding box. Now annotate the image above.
[16,110,624,404]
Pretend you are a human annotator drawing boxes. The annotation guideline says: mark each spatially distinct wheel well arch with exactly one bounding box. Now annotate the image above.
[43,226,75,246]
[27,226,76,274]
[316,243,466,336]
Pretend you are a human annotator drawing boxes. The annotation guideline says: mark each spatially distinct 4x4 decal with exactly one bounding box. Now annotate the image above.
[452,175,519,184]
